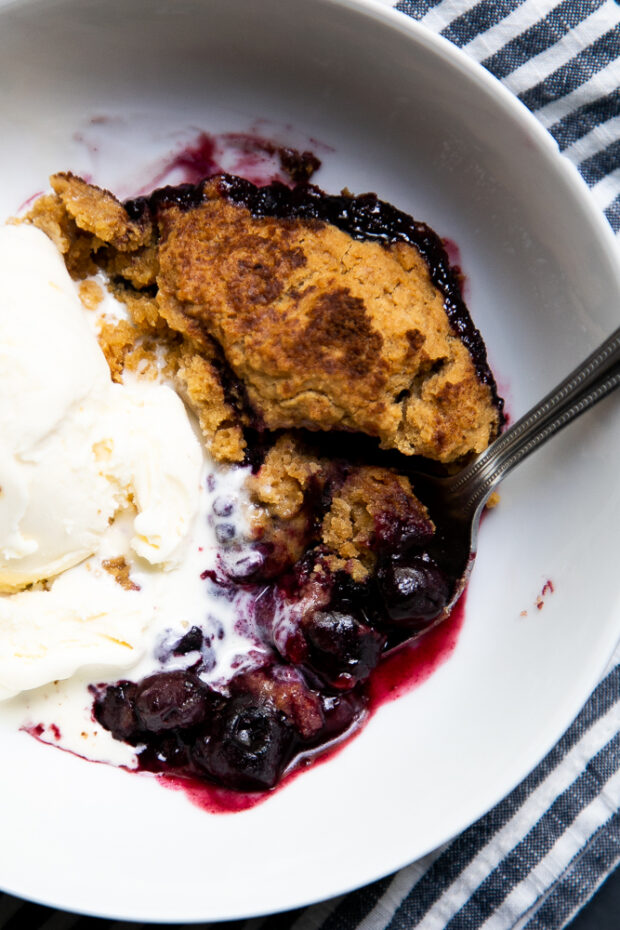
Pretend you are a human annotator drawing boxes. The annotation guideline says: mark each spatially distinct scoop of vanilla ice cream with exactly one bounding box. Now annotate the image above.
[0,567,150,701]
[0,224,203,592]
[99,380,206,567]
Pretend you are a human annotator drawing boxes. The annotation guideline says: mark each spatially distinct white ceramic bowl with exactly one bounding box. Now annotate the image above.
[0,0,618,921]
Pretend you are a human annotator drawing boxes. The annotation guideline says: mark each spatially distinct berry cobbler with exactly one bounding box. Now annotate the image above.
[3,161,503,795]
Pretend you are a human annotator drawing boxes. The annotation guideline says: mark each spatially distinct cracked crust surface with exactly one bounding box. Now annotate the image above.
[155,179,499,461]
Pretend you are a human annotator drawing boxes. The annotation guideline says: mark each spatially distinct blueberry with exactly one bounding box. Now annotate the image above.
[329,572,379,622]
[229,665,324,741]
[200,648,217,673]
[321,690,367,739]
[138,732,190,773]
[302,610,385,687]
[215,523,236,546]
[191,695,294,791]
[94,681,139,742]
[373,508,434,554]
[378,555,450,628]
[172,625,204,655]
[134,671,210,732]
[221,548,265,581]
[212,495,235,517]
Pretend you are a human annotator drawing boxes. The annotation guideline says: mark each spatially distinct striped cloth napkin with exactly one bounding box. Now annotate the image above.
[1,2,618,929]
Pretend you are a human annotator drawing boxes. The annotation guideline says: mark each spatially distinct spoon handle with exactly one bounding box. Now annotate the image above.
[450,326,620,511]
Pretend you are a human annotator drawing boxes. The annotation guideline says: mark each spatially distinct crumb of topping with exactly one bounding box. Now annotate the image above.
[96,319,140,383]
[101,243,159,289]
[248,435,323,521]
[246,437,327,576]
[78,278,104,311]
[322,553,370,584]
[50,172,152,252]
[115,288,167,334]
[102,557,141,592]
[174,348,246,462]
[23,191,100,278]
[123,342,162,380]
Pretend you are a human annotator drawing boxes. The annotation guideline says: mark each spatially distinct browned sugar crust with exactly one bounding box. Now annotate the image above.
[154,179,500,462]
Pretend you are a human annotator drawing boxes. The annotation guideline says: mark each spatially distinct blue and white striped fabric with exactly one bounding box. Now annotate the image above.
[0,2,618,929]
[397,0,620,235]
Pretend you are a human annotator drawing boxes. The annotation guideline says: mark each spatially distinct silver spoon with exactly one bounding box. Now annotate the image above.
[409,326,620,611]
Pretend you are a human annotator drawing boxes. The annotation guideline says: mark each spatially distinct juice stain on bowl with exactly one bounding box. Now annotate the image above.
[144,130,322,190]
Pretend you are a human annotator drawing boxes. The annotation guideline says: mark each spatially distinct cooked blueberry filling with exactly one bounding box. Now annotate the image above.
[377,554,451,629]
[94,660,368,791]
[191,695,294,792]
[300,610,386,689]
[93,455,461,793]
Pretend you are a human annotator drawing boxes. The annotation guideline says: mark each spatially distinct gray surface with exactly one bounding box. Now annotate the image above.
[569,866,620,930]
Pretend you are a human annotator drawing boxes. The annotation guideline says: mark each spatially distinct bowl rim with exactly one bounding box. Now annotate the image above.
[0,0,619,921]
[346,0,620,269]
